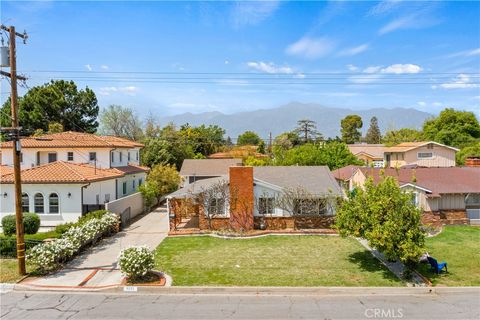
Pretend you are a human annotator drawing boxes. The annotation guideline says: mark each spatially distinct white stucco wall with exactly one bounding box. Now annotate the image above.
[0,183,83,227]
[82,179,117,205]
[106,192,144,219]
[110,148,141,167]
[116,172,147,198]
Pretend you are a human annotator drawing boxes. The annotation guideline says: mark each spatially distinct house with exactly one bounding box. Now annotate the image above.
[167,166,344,231]
[0,131,149,228]
[332,165,361,191]
[347,144,386,168]
[179,158,242,185]
[350,167,480,224]
[383,141,458,168]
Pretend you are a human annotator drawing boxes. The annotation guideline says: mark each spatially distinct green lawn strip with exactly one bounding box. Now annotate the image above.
[0,259,36,283]
[417,226,480,286]
[155,235,402,287]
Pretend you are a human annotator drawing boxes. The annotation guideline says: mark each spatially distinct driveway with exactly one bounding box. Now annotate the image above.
[19,206,169,289]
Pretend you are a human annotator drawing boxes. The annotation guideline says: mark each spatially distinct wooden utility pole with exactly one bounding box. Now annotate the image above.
[1,24,28,275]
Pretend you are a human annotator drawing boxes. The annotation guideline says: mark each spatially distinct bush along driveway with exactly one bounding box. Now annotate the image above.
[417,226,480,286]
[155,235,403,287]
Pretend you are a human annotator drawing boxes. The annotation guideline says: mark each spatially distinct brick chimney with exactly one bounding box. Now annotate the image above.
[465,157,480,167]
[229,166,254,231]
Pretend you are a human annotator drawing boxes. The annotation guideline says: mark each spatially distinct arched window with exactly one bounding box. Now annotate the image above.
[34,193,44,214]
[21,193,29,213]
[49,193,59,214]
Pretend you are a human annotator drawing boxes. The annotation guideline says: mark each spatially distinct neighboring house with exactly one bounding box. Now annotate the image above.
[383,141,458,168]
[347,144,386,168]
[0,131,148,228]
[350,167,480,223]
[179,158,242,185]
[332,165,360,191]
[167,166,344,231]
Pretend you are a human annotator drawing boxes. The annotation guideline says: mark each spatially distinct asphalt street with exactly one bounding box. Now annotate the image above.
[1,288,479,320]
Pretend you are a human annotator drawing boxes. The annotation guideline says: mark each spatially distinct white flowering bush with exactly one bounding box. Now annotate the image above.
[27,212,119,272]
[118,246,155,279]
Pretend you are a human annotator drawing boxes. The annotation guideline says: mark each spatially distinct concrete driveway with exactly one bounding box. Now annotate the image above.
[20,206,169,290]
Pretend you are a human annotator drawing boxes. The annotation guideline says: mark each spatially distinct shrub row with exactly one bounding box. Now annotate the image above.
[27,212,119,272]
[1,213,41,236]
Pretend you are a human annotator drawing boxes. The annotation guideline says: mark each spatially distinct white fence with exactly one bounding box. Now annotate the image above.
[106,192,145,223]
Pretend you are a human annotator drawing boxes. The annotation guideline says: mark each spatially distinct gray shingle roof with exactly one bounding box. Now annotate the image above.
[179,159,242,176]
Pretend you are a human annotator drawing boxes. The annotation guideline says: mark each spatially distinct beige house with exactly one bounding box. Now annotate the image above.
[347,144,386,168]
[350,167,480,223]
[383,141,458,168]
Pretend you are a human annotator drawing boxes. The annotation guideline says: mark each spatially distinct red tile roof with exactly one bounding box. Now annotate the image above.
[0,131,144,149]
[0,161,124,184]
[0,165,14,177]
[358,167,480,195]
[332,165,361,181]
[114,164,150,175]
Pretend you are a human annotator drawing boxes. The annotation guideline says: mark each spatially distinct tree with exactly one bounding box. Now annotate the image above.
[139,164,182,207]
[383,128,423,146]
[273,131,301,150]
[336,176,425,268]
[456,142,480,165]
[295,119,321,143]
[237,130,261,145]
[340,115,363,144]
[179,124,225,156]
[193,180,230,229]
[257,140,266,154]
[99,105,143,141]
[365,116,382,144]
[48,122,64,133]
[0,80,99,133]
[423,108,480,148]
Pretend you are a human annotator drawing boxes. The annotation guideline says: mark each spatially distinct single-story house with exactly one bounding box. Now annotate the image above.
[383,141,458,168]
[350,167,480,224]
[347,144,386,168]
[179,158,242,185]
[332,165,361,191]
[167,166,344,231]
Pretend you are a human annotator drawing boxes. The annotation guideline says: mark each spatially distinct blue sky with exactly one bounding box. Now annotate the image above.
[1,1,479,118]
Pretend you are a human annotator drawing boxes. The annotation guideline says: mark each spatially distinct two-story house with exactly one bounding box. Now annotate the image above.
[0,131,148,228]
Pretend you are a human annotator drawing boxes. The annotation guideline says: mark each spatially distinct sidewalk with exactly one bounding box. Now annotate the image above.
[19,206,169,290]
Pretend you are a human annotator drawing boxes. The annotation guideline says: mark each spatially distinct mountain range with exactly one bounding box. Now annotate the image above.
[158,102,432,139]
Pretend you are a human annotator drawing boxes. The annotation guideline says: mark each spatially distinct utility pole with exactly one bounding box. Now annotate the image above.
[1,24,28,275]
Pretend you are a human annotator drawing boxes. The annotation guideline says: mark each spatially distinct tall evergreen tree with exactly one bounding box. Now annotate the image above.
[365,116,382,144]
[295,119,322,143]
[340,115,363,144]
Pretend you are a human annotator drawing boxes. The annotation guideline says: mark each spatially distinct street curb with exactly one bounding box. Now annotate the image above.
[9,284,480,296]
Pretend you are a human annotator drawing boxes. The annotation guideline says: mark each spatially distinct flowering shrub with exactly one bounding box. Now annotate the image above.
[27,212,119,272]
[118,246,155,279]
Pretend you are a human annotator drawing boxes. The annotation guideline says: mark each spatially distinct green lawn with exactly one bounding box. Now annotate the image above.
[155,235,402,286]
[0,259,34,283]
[417,226,480,286]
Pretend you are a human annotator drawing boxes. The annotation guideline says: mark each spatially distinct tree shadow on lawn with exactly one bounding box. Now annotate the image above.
[348,250,402,283]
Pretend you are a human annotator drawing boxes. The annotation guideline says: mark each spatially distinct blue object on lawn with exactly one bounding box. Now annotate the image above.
[427,256,448,274]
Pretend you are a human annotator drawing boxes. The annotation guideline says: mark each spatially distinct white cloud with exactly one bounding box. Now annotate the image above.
[231,1,280,28]
[439,74,480,89]
[285,36,336,59]
[224,60,230,65]
[380,64,422,74]
[348,74,383,84]
[417,101,426,107]
[338,43,369,56]
[363,66,382,74]
[367,0,402,16]
[346,64,359,72]
[84,64,92,71]
[99,86,139,96]
[432,102,443,107]
[100,65,109,70]
[445,47,480,58]
[246,61,295,74]
[379,15,417,35]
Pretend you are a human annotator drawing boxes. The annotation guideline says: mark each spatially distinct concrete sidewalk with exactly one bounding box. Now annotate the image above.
[20,206,169,290]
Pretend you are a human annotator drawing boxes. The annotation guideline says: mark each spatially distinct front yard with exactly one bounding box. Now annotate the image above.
[417,226,480,286]
[155,235,402,286]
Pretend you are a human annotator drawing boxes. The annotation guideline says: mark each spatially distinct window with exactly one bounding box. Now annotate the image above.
[138,178,143,186]
[136,151,139,161]
[411,192,419,207]
[208,198,225,216]
[67,152,74,161]
[34,193,44,214]
[21,193,29,212]
[119,152,123,162]
[49,193,59,214]
[89,152,97,161]
[111,151,114,163]
[19,152,23,163]
[293,198,327,215]
[96,194,100,205]
[105,194,110,203]
[258,197,275,215]
[48,153,57,163]
[133,180,136,189]
[418,152,433,159]
[128,152,131,161]
[122,182,127,195]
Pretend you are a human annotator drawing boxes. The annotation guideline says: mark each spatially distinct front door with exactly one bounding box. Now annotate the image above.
[48,153,57,163]
[385,154,391,167]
